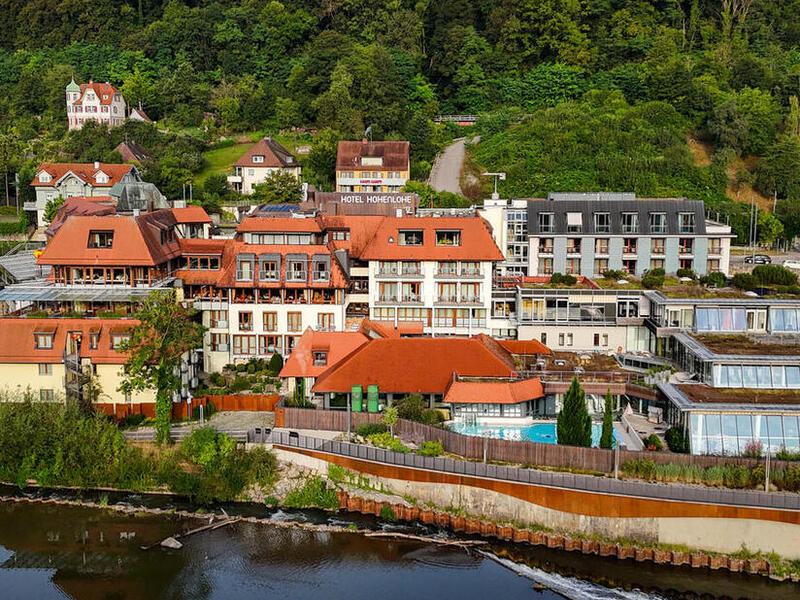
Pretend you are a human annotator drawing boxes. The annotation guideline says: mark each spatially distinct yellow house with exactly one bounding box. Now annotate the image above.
[335,141,410,193]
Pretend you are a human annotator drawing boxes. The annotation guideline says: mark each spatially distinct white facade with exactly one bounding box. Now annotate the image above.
[229,164,302,195]
[66,81,126,131]
[367,259,494,335]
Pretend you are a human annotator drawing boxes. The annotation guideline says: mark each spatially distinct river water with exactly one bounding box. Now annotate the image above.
[0,495,797,600]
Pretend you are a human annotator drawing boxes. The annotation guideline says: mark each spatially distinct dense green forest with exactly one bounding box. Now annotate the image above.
[1,0,800,242]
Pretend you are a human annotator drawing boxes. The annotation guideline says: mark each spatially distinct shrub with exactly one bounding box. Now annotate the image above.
[366,432,411,453]
[395,394,427,422]
[209,372,226,387]
[602,269,627,280]
[379,505,397,521]
[642,268,665,288]
[753,264,798,286]
[236,363,248,373]
[246,363,256,374]
[121,414,147,429]
[356,422,387,437]
[268,353,284,374]
[229,376,250,393]
[741,439,763,458]
[776,446,800,461]
[676,268,696,279]
[283,475,338,509]
[643,433,663,451]
[181,427,236,467]
[700,272,727,288]
[732,272,757,290]
[550,272,577,285]
[417,441,444,457]
[664,426,689,453]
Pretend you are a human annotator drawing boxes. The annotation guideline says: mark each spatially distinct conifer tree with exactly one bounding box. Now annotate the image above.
[556,377,592,447]
[599,388,614,449]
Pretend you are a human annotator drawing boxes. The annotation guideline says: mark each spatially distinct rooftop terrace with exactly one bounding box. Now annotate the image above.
[693,334,800,357]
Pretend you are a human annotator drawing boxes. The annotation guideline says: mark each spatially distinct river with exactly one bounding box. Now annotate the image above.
[0,494,797,600]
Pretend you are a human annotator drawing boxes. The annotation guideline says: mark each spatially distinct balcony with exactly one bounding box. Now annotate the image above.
[436,295,459,303]
[235,270,253,281]
[679,246,693,255]
[651,246,665,255]
[461,268,482,278]
[226,174,242,183]
[401,295,422,304]
[538,245,554,254]
[377,295,397,303]
[401,264,422,276]
[460,295,482,304]
[376,266,399,277]
[286,272,307,283]
[210,320,228,329]
[435,268,459,278]
[566,246,581,255]
[622,246,637,255]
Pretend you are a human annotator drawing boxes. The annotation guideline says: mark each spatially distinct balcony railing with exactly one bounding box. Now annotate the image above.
[679,246,693,255]
[236,270,253,281]
[651,246,665,255]
[286,272,307,282]
[377,266,399,276]
[259,271,279,282]
[401,295,422,303]
[538,246,553,254]
[650,225,667,234]
[460,295,481,303]
[378,295,397,303]
[623,246,637,254]
[401,265,422,275]
[709,246,722,255]
[595,246,609,255]
[436,267,459,277]
[566,246,581,254]
[437,295,458,303]
[461,268,482,277]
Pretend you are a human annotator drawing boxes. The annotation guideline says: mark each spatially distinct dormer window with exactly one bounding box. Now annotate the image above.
[435,230,461,246]
[35,333,54,349]
[566,212,583,233]
[313,351,328,366]
[398,230,423,246]
[88,231,113,248]
[95,171,108,184]
[103,94,108,100]
[89,332,99,349]
[160,227,175,245]
[38,171,52,183]
[252,155,265,163]
[110,332,130,350]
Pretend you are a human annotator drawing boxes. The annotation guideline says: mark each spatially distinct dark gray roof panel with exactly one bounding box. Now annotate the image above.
[527,195,707,236]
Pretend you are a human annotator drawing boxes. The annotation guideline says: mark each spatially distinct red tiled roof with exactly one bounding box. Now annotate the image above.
[312,337,515,394]
[358,216,504,261]
[318,215,385,257]
[45,197,116,238]
[279,329,369,378]
[233,138,298,168]
[171,206,212,224]
[114,140,151,163]
[130,107,152,122]
[38,210,181,267]
[72,82,122,106]
[237,216,321,233]
[497,339,552,355]
[336,141,409,171]
[179,238,226,254]
[358,319,424,339]
[444,378,545,405]
[31,163,135,187]
[0,318,137,364]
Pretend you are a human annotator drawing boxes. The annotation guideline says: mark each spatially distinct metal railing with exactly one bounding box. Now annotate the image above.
[123,428,249,443]
[262,429,800,512]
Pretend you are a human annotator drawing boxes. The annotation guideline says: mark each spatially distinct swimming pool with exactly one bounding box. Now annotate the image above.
[449,421,619,447]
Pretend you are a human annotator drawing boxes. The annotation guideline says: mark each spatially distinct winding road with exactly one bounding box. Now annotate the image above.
[428,137,467,194]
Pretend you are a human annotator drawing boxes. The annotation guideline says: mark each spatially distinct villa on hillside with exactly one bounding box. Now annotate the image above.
[66,79,126,131]
[227,138,301,195]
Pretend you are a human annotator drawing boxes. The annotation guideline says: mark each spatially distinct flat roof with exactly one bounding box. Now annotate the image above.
[674,332,800,363]
[660,382,800,412]
[0,283,159,302]
[0,251,51,282]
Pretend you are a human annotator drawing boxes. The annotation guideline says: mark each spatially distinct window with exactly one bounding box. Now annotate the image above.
[397,307,431,325]
[566,212,583,233]
[378,261,398,275]
[373,307,395,320]
[252,155,265,163]
[438,282,457,302]
[379,282,397,302]
[331,230,350,241]
[233,335,257,355]
[594,258,608,274]
[678,212,695,233]
[210,310,227,328]
[263,312,278,331]
[248,168,255,176]
[622,259,637,274]
[237,257,254,281]
[460,283,480,303]
[185,256,220,270]
[38,363,52,376]
[680,258,693,270]
[35,333,54,349]
[651,238,665,254]
[238,311,252,331]
[621,212,638,233]
[258,335,282,355]
[438,261,457,275]
[709,238,722,254]
[287,312,302,332]
[461,261,480,276]
[110,333,130,350]
[623,238,637,253]
[617,299,639,318]
[747,309,767,331]
[89,332,99,349]
[538,212,554,233]
[401,282,421,302]
[538,238,554,253]
[650,259,664,270]
[317,313,334,330]
[434,308,469,327]
[210,333,229,352]
[312,259,329,282]
[436,230,461,246]
[159,228,176,245]
[566,238,581,254]
[540,333,547,345]
[287,259,307,282]
[40,389,55,402]
[401,261,421,275]
[595,238,609,254]
[398,230,423,245]
[313,351,328,366]
[538,258,553,275]
[707,259,720,272]
[679,238,693,254]
[565,258,580,275]
[88,231,113,248]
[39,171,51,183]
[259,260,279,281]
[557,333,573,347]
[649,212,667,233]
[594,212,610,233]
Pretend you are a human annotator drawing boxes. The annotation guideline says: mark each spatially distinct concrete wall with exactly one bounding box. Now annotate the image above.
[275,446,800,559]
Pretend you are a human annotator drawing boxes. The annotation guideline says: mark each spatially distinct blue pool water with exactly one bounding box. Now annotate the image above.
[450,421,618,447]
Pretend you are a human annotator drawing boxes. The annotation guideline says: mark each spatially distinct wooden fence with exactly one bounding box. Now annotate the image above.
[96,394,280,421]
[277,407,797,475]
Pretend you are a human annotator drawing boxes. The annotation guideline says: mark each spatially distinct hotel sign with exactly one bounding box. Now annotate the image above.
[339,194,417,205]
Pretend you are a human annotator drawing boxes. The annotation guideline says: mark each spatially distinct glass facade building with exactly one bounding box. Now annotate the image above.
[689,412,800,455]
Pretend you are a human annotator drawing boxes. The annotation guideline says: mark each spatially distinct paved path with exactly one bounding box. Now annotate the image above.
[428,138,466,194]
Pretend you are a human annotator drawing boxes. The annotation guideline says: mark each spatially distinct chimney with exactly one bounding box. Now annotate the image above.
[93,161,100,169]
[133,209,140,217]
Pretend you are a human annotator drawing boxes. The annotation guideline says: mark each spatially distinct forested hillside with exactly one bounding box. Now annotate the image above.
[1,0,799,241]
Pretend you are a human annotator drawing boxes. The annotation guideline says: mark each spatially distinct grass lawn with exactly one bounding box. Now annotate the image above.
[194,142,255,185]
